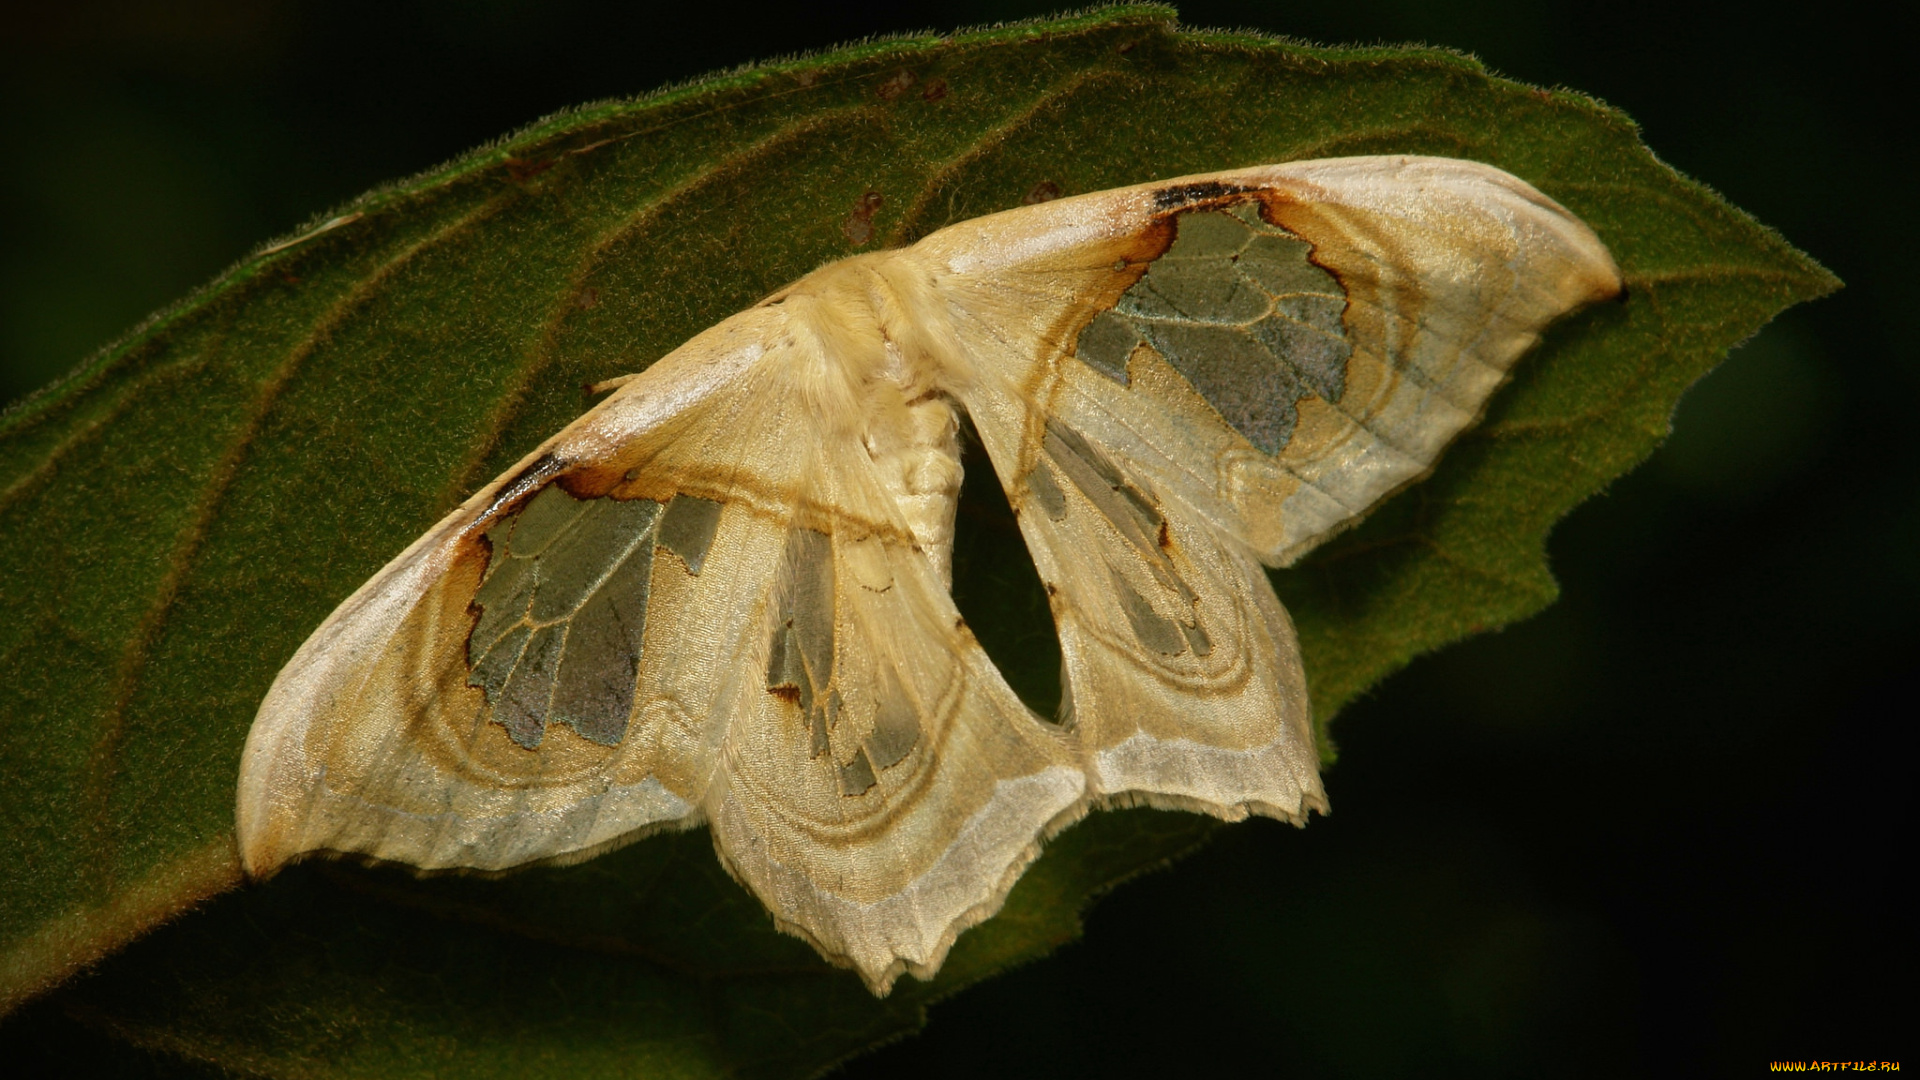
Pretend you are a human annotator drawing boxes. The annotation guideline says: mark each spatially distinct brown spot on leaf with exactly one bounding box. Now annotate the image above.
[1023,181,1062,205]
[921,78,949,102]
[794,70,819,88]
[505,157,554,182]
[876,70,915,101]
[575,287,599,310]
[843,189,885,246]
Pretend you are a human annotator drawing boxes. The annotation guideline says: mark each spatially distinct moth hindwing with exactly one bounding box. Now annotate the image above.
[237,156,1621,994]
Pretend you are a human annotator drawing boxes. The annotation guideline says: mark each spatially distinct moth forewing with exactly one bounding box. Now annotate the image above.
[236,310,782,879]
[935,156,1621,568]
[237,155,1621,994]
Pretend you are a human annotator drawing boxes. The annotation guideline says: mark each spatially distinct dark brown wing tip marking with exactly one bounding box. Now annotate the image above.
[480,452,570,525]
[1152,180,1252,212]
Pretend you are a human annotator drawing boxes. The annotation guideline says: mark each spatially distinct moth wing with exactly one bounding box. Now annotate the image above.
[702,414,1082,995]
[961,400,1327,821]
[924,155,1620,815]
[237,305,801,876]
[934,155,1622,563]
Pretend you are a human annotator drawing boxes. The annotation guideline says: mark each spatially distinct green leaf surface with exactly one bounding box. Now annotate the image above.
[0,6,1834,1076]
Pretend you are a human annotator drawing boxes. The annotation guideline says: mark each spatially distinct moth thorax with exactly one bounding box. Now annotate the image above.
[863,390,963,590]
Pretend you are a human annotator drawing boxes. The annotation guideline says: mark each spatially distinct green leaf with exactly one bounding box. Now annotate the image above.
[0,6,1835,1076]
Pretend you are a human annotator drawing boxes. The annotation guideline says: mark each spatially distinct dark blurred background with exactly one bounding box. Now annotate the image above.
[1,1,1906,1076]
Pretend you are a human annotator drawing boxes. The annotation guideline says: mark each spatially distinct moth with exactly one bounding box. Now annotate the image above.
[237,156,1621,994]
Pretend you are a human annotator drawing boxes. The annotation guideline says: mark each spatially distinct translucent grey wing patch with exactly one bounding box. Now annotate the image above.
[864,682,920,771]
[836,749,877,797]
[1036,419,1210,659]
[468,623,531,701]
[547,542,654,745]
[1181,618,1213,658]
[1072,310,1140,384]
[766,611,812,710]
[1041,420,1163,562]
[468,484,663,749]
[658,495,723,574]
[1071,200,1351,454]
[782,528,836,699]
[497,625,567,747]
[493,480,579,555]
[1107,566,1189,656]
[764,526,922,796]
[766,527,842,770]
[1026,460,1070,521]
